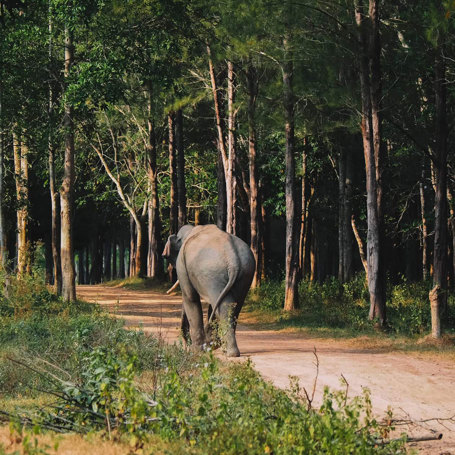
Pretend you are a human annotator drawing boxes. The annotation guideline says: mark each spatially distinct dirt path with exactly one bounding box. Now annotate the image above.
[78,285,455,454]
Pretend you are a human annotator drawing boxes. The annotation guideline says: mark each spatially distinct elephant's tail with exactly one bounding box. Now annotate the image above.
[208,240,240,325]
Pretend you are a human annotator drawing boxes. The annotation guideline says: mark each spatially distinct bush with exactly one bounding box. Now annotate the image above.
[247,274,455,336]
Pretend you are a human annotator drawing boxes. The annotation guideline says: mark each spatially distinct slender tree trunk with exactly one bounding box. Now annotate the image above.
[299,140,308,277]
[78,249,84,284]
[351,214,369,278]
[85,246,89,284]
[176,109,187,228]
[355,0,386,325]
[60,24,76,301]
[310,219,316,283]
[48,4,61,294]
[103,239,111,281]
[226,60,237,235]
[447,189,455,288]
[13,133,29,277]
[112,239,117,279]
[283,30,300,311]
[430,46,448,339]
[247,63,260,287]
[168,113,179,234]
[0,111,6,270]
[207,44,228,231]
[217,151,227,230]
[420,165,429,280]
[260,195,266,281]
[129,216,136,276]
[119,238,125,279]
[145,81,162,277]
[338,149,353,282]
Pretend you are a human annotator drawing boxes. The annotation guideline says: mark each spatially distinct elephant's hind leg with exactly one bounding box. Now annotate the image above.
[182,289,205,351]
[217,293,241,357]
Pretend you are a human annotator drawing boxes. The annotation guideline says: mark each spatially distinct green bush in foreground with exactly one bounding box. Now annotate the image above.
[0,273,406,453]
[247,275,455,336]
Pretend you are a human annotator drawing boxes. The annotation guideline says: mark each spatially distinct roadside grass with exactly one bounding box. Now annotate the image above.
[0,272,407,454]
[244,275,455,356]
[102,276,171,293]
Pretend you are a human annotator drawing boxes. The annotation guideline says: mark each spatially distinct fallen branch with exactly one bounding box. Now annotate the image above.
[376,433,443,445]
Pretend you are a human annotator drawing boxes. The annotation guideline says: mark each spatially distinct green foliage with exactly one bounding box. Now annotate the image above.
[248,275,455,337]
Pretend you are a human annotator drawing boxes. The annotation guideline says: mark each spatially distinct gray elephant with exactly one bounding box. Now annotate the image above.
[162,224,255,357]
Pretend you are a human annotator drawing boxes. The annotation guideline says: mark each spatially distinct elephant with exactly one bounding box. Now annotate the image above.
[162,224,255,357]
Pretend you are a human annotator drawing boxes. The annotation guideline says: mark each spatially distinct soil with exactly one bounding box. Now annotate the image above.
[77,285,455,455]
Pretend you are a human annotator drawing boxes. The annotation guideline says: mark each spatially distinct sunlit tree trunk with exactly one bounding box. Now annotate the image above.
[226,60,237,235]
[60,24,76,301]
[145,81,162,277]
[0,101,6,269]
[247,62,260,287]
[13,133,29,277]
[168,113,179,234]
[176,108,187,228]
[283,27,300,311]
[355,0,386,325]
[420,165,429,281]
[48,3,61,292]
[207,44,228,231]
[430,45,448,339]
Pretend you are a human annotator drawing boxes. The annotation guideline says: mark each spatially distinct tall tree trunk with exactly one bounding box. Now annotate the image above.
[85,246,89,284]
[168,113,179,234]
[145,81,162,277]
[283,28,300,311]
[0,106,6,269]
[13,133,29,277]
[247,62,260,287]
[78,249,84,284]
[60,24,76,301]
[119,238,125,279]
[338,148,353,282]
[430,45,448,339]
[103,239,111,281]
[355,0,386,325]
[299,140,308,277]
[420,165,429,280]
[176,108,187,228]
[129,216,136,276]
[207,44,228,231]
[226,60,237,235]
[112,239,117,279]
[48,3,61,293]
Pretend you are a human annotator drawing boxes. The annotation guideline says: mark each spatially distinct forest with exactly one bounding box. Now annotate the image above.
[1,0,455,337]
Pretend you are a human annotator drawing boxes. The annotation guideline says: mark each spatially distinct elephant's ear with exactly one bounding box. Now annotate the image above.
[171,234,182,251]
[162,235,175,258]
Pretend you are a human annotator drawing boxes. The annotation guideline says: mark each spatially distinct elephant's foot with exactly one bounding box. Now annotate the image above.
[226,346,240,357]
[225,337,240,357]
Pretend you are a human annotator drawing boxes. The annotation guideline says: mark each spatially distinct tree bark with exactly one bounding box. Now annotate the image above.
[176,108,187,228]
[247,62,260,287]
[299,140,308,277]
[48,3,61,293]
[0,109,6,270]
[207,44,228,231]
[112,239,117,279]
[129,215,136,276]
[60,24,76,301]
[119,238,125,279]
[226,60,237,235]
[168,113,179,234]
[338,148,353,282]
[145,81,162,277]
[13,133,29,277]
[420,165,429,280]
[355,0,386,325]
[351,214,368,279]
[430,45,448,338]
[283,30,300,311]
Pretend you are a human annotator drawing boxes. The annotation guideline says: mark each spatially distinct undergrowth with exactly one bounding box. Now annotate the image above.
[0,271,407,454]
[246,273,455,337]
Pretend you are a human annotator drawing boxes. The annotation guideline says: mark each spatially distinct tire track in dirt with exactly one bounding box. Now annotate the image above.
[78,285,455,454]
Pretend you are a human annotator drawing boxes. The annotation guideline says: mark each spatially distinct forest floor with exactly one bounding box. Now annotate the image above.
[77,285,455,455]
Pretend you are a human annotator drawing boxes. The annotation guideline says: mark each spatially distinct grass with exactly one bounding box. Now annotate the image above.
[102,276,171,293]
[0,270,407,454]
[243,274,455,356]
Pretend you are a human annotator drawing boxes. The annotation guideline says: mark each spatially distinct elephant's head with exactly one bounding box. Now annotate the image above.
[162,224,195,266]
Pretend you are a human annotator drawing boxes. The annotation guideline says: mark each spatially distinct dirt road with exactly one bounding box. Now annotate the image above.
[77,285,455,454]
